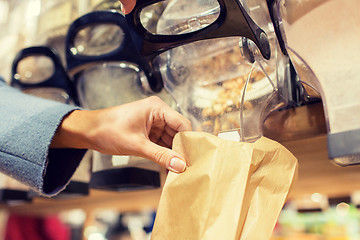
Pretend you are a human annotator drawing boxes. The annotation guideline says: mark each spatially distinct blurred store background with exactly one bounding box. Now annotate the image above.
[1,0,360,239]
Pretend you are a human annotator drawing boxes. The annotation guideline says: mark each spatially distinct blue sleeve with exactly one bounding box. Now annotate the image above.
[0,78,87,197]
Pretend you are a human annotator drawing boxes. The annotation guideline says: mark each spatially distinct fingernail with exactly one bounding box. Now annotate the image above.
[169,157,187,173]
[120,3,125,14]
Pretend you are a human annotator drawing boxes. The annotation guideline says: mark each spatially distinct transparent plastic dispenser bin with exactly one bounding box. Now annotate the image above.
[36,0,82,65]
[144,0,291,142]
[271,0,360,165]
[0,0,41,82]
[76,63,173,191]
[11,46,91,198]
[66,11,173,191]
[35,0,105,65]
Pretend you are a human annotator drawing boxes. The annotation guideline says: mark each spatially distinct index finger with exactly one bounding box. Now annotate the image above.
[163,106,192,133]
[119,0,136,14]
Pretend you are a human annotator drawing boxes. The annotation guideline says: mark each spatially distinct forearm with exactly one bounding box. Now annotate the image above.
[50,109,98,150]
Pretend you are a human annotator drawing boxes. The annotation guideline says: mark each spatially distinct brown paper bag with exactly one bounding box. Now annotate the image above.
[151,131,298,240]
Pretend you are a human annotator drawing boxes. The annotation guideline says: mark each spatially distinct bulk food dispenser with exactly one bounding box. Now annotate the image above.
[127,0,360,165]
[11,46,91,198]
[267,0,360,165]
[66,11,175,191]
[35,0,85,65]
[126,0,293,143]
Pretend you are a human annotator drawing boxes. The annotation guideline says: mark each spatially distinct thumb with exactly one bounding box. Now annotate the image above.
[141,141,187,173]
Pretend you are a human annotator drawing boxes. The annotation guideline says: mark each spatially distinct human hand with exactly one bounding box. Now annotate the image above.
[119,0,136,14]
[51,96,192,173]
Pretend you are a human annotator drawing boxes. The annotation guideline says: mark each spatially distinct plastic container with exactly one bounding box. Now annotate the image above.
[35,0,94,65]
[273,0,360,165]
[148,0,290,142]
[66,11,173,191]
[0,0,41,82]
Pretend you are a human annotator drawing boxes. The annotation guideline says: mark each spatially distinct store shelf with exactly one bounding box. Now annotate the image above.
[2,188,162,215]
[284,135,360,199]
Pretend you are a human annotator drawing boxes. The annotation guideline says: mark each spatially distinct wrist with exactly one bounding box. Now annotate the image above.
[51,109,97,149]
